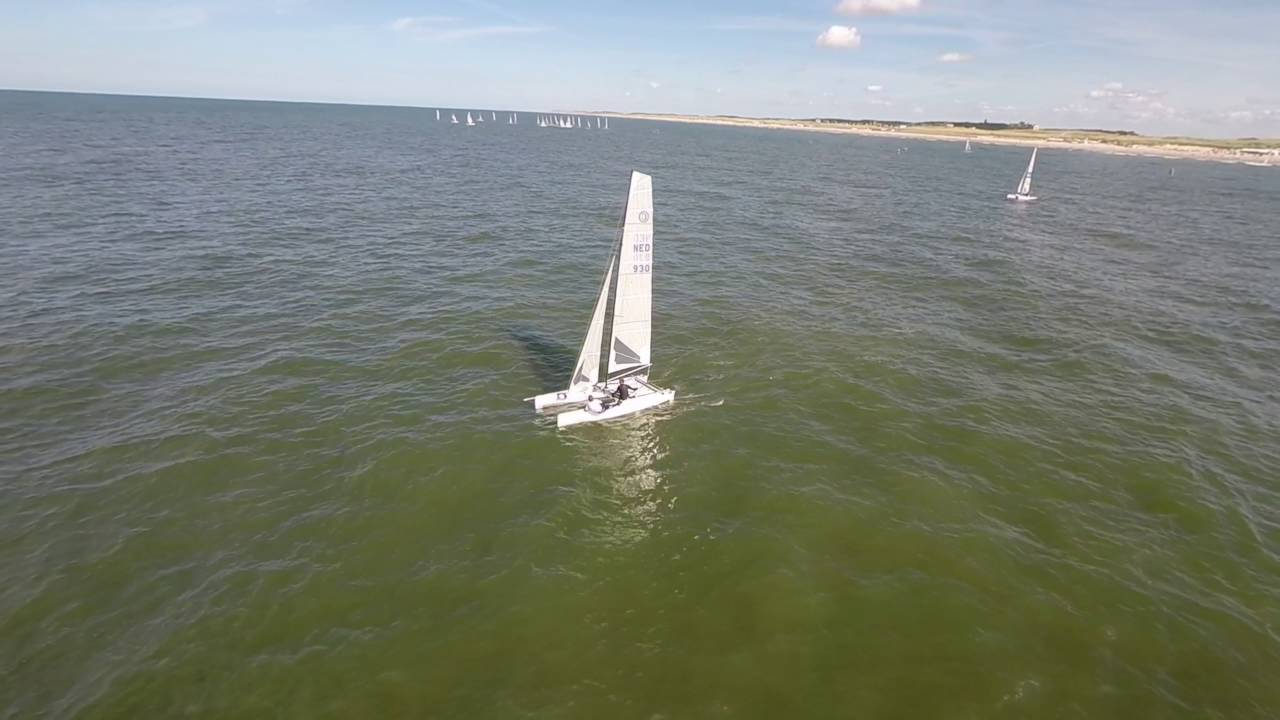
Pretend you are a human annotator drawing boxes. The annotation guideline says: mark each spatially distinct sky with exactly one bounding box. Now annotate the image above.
[1,0,1278,137]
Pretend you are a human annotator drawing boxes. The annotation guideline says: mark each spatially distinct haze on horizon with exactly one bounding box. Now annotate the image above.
[1,0,1277,138]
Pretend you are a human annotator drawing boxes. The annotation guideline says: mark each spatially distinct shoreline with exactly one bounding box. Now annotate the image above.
[594,112,1280,166]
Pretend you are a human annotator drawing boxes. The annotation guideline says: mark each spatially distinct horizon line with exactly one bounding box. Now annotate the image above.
[3,87,1275,142]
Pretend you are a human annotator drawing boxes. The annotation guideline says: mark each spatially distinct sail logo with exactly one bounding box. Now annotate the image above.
[613,338,642,366]
[638,210,650,223]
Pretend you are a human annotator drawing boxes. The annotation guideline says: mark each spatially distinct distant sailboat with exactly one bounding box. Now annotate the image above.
[465,112,476,127]
[964,139,972,153]
[1006,147,1038,201]
[526,171,674,427]
[436,109,441,121]
[451,113,459,125]
[476,112,484,123]
[604,117,608,129]
[492,111,497,122]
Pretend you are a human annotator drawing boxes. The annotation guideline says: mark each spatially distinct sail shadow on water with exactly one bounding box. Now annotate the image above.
[508,325,577,392]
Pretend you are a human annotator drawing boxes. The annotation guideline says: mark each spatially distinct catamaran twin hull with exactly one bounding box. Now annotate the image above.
[555,379,675,428]
[527,171,675,428]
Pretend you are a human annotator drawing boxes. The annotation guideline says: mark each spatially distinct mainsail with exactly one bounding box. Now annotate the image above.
[604,171,654,379]
[1016,148,1037,195]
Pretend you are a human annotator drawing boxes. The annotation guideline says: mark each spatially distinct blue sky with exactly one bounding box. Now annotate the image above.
[2,0,1278,137]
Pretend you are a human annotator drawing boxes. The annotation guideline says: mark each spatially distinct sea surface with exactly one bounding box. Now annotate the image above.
[2,89,1279,719]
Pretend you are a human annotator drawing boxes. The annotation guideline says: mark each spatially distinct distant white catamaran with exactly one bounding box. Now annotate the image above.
[451,112,459,125]
[964,139,972,153]
[465,112,475,127]
[527,171,674,428]
[1006,147,1038,201]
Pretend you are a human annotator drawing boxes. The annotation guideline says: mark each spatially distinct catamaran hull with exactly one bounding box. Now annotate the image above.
[531,388,590,412]
[1006,193,1037,201]
[557,386,675,428]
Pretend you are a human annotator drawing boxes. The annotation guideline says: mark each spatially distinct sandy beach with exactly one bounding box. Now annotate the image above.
[595,112,1280,166]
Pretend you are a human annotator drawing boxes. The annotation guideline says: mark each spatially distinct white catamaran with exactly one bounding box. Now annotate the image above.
[1006,147,1038,201]
[964,138,972,153]
[527,171,674,428]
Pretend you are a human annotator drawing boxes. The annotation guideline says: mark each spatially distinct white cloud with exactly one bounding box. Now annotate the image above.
[388,16,546,41]
[816,25,861,49]
[835,0,921,16]
[869,97,893,106]
[1053,103,1096,114]
[937,52,972,63]
[866,84,883,92]
[390,16,456,32]
[912,106,924,114]
[1086,84,1167,109]
[648,80,661,89]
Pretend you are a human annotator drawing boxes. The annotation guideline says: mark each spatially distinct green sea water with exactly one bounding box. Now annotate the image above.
[2,90,1279,718]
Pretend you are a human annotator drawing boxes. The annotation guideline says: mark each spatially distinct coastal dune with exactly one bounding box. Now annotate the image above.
[594,112,1280,166]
